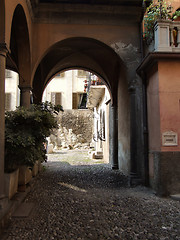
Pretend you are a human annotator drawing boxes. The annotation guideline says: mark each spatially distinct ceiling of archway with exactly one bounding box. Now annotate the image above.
[33,37,122,103]
[28,0,144,23]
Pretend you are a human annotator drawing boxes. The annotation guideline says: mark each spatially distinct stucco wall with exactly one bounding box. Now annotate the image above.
[147,65,161,152]
[32,23,141,81]
[158,61,180,152]
[147,60,180,195]
[117,72,130,174]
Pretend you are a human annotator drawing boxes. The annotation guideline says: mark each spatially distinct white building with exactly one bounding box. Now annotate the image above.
[5,69,89,111]
[87,84,111,162]
[42,70,88,110]
[5,70,20,111]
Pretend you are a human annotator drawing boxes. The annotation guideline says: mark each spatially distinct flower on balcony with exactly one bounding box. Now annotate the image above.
[172,10,180,21]
[143,1,171,44]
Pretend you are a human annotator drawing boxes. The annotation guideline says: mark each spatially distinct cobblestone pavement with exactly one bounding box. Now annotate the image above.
[2,150,180,240]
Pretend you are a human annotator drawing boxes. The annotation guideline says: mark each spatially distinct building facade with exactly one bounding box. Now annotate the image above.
[0,1,180,214]
[43,69,88,110]
[5,70,20,111]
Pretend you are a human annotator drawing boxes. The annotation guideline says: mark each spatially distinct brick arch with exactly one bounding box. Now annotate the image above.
[7,4,31,86]
[32,37,124,104]
[0,0,5,43]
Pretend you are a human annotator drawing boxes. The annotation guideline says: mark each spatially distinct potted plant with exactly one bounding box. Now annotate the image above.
[4,169,19,200]
[172,10,180,21]
[5,102,63,192]
[143,0,171,44]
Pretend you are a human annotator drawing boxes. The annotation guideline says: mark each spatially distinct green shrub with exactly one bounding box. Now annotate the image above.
[143,1,170,44]
[5,102,63,172]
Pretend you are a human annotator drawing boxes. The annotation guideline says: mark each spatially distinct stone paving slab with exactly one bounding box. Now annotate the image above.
[12,203,34,218]
[171,194,180,201]
[1,150,180,240]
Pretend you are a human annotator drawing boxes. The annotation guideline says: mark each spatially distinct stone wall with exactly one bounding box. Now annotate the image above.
[151,151,180,196]
[48,109,93,150]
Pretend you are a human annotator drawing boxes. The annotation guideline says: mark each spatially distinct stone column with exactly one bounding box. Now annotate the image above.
[0,43,8,203]
[129,82,138,184]
[19,86,32,108]
[109,104,118,169]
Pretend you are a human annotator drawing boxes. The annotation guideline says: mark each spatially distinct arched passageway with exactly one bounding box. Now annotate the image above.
[33,37,122,105]
[42,69,111,163]
[0,0,5,43]
[7,4,31,107]
[33,38,130,171]
[0,0,6,198]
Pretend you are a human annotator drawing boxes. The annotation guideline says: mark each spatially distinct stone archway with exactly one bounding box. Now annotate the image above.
[7,4,31,107]
[32,37,122,105]
[0,0,6,200]
[32,37,126,169]
[0,0,5,43]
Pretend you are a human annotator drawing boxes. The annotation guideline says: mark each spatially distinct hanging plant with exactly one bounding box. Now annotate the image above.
[172,10,180,20]
[143,0,171,44]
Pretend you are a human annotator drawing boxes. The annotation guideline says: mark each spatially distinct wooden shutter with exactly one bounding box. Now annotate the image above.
[55,92,61,105]
[51,92,62,105]
[73,93,78,109]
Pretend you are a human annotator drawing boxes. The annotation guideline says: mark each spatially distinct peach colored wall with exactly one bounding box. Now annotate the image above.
[170,0,180,12]
[147,65,161,152]
[152,0,180,12]
[0,0,5,43]
[158,61,180,152]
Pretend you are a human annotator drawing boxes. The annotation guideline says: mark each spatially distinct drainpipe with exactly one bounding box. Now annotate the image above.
[139,4,149,186]
[142,71,149,186]
[129,83,138,183]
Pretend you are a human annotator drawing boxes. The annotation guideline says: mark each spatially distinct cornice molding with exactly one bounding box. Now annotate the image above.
[137,52,180,76]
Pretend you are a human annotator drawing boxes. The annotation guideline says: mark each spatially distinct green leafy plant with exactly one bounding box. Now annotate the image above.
[172,10,180,20]
[5,102,63,173]
[143,1,171,43]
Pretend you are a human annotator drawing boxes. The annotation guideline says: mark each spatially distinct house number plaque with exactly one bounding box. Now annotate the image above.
[162,131,178,146]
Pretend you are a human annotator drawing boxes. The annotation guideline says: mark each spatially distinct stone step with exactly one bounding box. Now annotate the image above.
[170,194,180,201]
[91,151,103,159]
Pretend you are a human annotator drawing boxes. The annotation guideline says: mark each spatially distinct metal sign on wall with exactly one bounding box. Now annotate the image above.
[162,131,178,146]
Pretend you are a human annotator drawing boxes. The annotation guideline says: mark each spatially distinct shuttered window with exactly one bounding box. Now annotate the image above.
[51,92,62,105]
[72,93,78,109]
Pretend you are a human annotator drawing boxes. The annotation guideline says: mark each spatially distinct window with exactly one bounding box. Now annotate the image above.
[77,70,86,78]
[72,93,78,109]
[51,92,62,105]
[72,93,87,109]
[99,110,105,141]
[5,93,11,111]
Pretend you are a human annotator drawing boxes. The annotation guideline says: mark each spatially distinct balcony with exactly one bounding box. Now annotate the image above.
[152,20,180,52]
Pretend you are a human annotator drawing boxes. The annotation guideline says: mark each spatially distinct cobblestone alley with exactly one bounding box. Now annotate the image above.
[1,150,180,240]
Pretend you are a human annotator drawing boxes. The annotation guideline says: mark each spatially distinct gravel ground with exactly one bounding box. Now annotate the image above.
[2,150,180,240]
